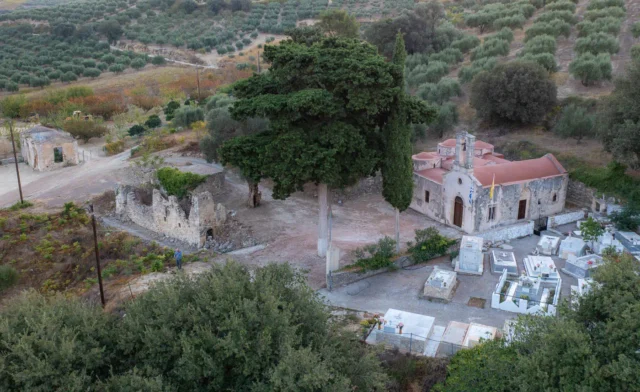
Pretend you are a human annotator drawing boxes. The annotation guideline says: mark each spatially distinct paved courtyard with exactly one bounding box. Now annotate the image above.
[320,223,582,329]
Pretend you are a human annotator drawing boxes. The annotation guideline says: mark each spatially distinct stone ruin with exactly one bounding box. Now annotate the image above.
[115,185,226,248]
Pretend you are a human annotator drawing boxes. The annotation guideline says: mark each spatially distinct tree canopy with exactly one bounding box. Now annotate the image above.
[470,61,557,123]
[317,9,360,38]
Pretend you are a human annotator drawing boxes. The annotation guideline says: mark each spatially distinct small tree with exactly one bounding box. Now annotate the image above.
[471,61,557,123]
[553,104,595,143]
[98,20,123,44]
[569,53,612,86]
[172,106,204,128]
[63,119,108,142]
[580,217,604,248]
[151,55,165,65]
[60,71,78,83]
[317,9,360,38]
[130,58,146,70]
[83,68,101,78]
[144,115,162,128]
[575,32,620,55]
[128,124,146,136]
[156,167,207,198]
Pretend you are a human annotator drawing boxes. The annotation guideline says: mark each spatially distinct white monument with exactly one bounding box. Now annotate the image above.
[423,268,457,302]
[463,323,498,348]
[373,308,435,354]
[563,254,603,279]
[490,250,518,275]
[559,236,587,260]
[455,236,484,275]
[536,235,560,256]
[593,232,624,255]
[523,255,559,280]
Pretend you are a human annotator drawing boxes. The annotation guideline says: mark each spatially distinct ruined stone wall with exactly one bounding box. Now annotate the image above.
[566,179,619,215]
[478,220,534,242]
[547,210,587,228]
[116,185,226,247]
[194,171,226,196]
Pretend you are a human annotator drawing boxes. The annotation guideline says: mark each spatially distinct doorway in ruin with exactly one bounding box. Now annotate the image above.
[453,196,463,227]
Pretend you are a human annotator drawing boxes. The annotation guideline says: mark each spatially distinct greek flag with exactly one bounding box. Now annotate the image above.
[469,186,474,204]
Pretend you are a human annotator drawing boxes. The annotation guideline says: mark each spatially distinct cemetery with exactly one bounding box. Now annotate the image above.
[558,236,588,259]
[562,254,603,279]
[423,268,458,302]
[536,234,560,255]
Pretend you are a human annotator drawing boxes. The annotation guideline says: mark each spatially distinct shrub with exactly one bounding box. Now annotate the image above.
[108,64,125,73]
[130,58,146,70]
[547,1,577,11]
[586,0,625,10]
[553,104,595,143]
[151,55,166,65]
[584,6,625,21]
[417,78,462,104]
[575,32,620,55]
[470,39,510,61]
[1,94,27,118]
[105,140,125,155]
[486,27,514,44]
[429,48,464,65]
[577,17,621,37]
[164,100,181,120]
[471,61,557,123]
[128,124,146,136]
[535,10,576,24]
[520,52,557,72]
[520,34,557,56]
[0,265,19,292]
[83,68,101,78]
[450,35,480,53]
[60,71,78,82]
[8,201,33,211]
[144,115,162,128]
[569,52,612,85]
[492,14,525,30]
[62,119,109,142]
[156,167,207,198]
[632,45,640,62]
[408,227,457,263]
[172,106,204,128]
[429,102,459,138]
[352,236,396,272]
[525,20,572,41]
[459,57,498,83]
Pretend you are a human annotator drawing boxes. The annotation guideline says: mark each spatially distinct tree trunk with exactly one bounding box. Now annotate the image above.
[318,183,330,257]
[395,208,400,254]
[247,181,261,208]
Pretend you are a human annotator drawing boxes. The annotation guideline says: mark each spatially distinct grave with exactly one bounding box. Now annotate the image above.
[490,250,518,275]
[423,268,457,302]
[558,236,587,260]
[455,236,484,275]
[523,255,559,280]
[536,235,560,256]
[617,231,640,255]
[437,321,469,357]
[373,308,435,354]
[563,254,603,279]
[593,231,624,255]
[463,323,498,348]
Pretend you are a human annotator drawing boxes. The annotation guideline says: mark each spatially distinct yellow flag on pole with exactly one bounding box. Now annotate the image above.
[489,173,495,200]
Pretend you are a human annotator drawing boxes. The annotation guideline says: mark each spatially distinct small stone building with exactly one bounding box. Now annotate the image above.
[20,126,79,171]
[410,131,568,234]
[537,235,561,256]
[558,236,587,260]
[490,250,517,275]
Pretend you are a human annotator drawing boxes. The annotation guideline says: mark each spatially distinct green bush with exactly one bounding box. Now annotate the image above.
[470,38,510,61]
[156,167,207,198]
[0,265,19,292]
[429,48,464,65]
[577,17,622,37]
[553,104,595,143]
[575,32,619,55]
[128,124,146,136]
[171,106,204,128]
[520,34,557,56]
[459,57,498,83]
[144,115,162,128]
[546,1,577,12]
[352,236,396,272]
[632,22,640,38]
[151,55,166,65]
[416,78,462,104]
[7,200,33,211]
[586,0,625,10]
[525,20,572,41]
[521,52,557,71]
[450,35,480,53]
[569,53,612,85]
[408,227,457,263]
[535,10,576,24]
[584,6,625,21]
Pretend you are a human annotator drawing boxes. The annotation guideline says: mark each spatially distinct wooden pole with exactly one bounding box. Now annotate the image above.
[196,67,201,102]
[90,205,106,307]
[8,121,23,204]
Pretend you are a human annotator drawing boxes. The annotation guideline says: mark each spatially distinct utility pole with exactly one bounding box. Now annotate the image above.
[90,204,106,307]
[8,120,23,204]
[257,50,261,74]
[196,67,201,102]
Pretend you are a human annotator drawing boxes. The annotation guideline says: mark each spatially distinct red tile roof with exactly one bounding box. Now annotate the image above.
[413,152,439,160]
[474,154,566,186]
[438,139,494,150]
[416,168,447,184]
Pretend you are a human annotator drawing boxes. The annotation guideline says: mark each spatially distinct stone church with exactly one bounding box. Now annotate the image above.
[410,131,568,234]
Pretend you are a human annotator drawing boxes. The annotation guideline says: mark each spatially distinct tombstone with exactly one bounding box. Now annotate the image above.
[559,236,587,260]
[523,255,559,280]
[563,254,603,279]
[423,268,457,302]
[490,250,518,276]
[536,235,560,256]
[455,236,484,275]
[593,231,624,255]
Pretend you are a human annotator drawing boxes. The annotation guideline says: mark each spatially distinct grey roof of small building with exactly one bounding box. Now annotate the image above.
[22,125,75,143]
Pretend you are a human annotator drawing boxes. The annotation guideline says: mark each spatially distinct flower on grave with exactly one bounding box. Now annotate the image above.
[587,260,593,265]
[397,322,404,328]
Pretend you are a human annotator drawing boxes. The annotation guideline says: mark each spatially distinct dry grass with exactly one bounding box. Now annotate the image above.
[0,0,28,10]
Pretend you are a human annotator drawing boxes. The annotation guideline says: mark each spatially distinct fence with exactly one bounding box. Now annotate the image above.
[367,328,464,358]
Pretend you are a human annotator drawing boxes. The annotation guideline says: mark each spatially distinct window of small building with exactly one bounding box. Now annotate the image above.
[552,193,557,202]
[458,178,462,185]
[53,147,63,163]
[425,191,430,203]
[488,206,496,221]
